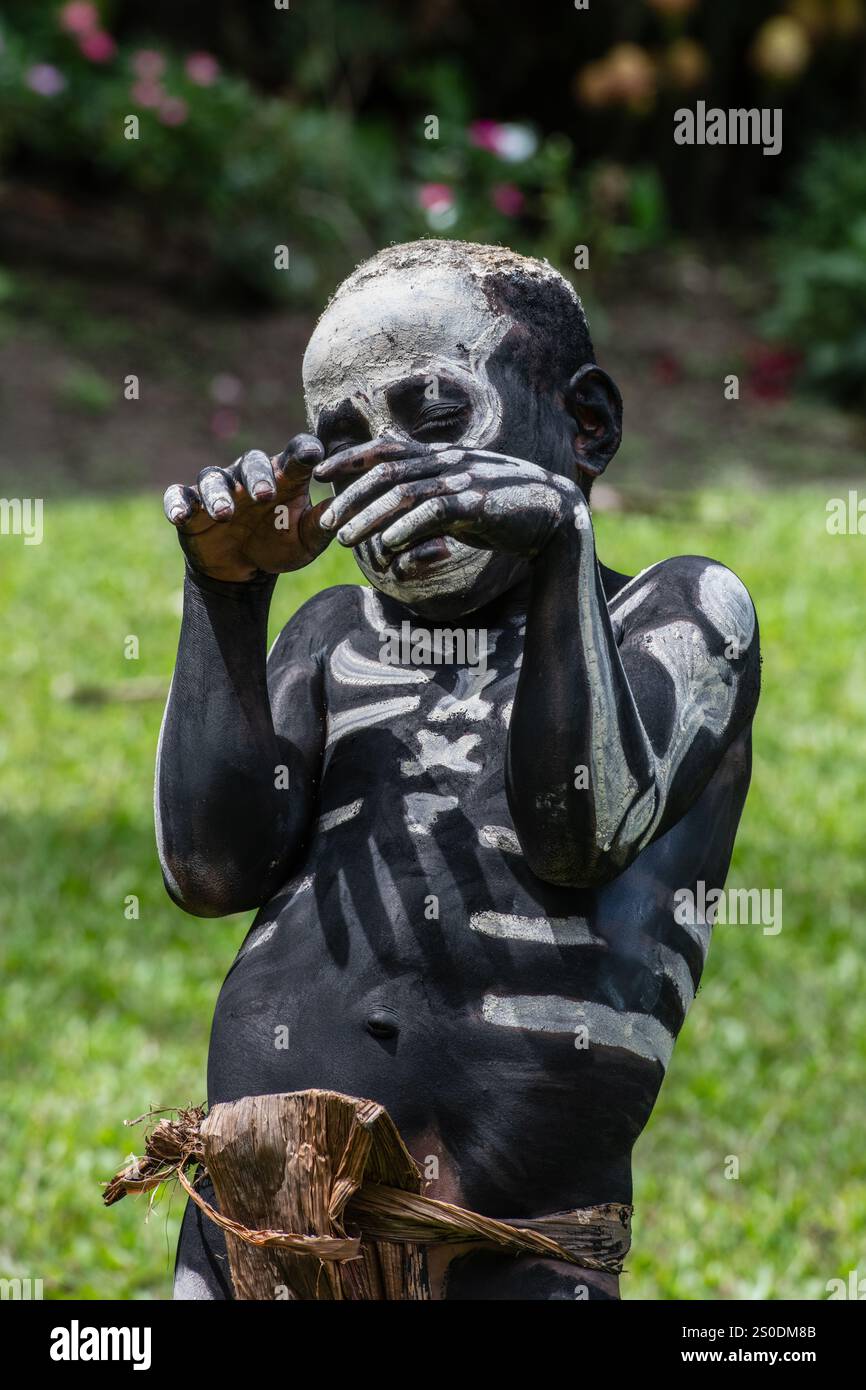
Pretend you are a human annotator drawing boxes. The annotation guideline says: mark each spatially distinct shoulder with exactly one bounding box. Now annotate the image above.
[610,555,758,651]
[267,583,373,668]
[612,555,760,729]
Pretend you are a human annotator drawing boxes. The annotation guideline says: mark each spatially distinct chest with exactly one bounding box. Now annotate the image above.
[320,616,524,812]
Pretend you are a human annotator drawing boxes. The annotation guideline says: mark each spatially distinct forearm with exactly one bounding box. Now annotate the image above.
[506,507,655,887]
[156,566,302,916]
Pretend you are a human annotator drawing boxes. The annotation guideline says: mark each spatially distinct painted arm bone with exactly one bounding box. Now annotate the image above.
[507,497,760,888]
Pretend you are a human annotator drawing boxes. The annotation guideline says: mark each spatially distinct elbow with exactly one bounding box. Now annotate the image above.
[522,845,624,891]
[159,856,262,919]
[517,822,634,889]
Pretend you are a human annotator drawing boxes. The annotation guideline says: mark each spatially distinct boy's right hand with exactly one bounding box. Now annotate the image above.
[163,435,331,583]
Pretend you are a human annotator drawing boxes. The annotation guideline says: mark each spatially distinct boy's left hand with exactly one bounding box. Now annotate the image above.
[314,443,581,560]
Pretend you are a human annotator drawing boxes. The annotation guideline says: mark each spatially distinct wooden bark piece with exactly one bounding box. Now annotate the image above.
[200,1090,430,1300]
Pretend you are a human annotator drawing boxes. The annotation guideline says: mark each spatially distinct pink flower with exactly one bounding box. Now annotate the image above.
[491,182,524,216]
[78,31,117,63]
[131,49,166,81]
[131,79,164,109]
[185,51,220,86]
[468,119,505,154]
[417,182,453,214]
[468,120,537,161]
[59,2,99,37]
[158,96,189,127]
[25,64,67,97]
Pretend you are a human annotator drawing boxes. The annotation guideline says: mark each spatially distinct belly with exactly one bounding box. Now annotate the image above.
[205,801,698,1215]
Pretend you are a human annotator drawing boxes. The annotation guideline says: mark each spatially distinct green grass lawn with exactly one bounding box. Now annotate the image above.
[1,487,864,1300]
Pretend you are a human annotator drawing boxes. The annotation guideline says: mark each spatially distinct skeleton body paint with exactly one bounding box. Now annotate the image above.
[159,240,760,1302]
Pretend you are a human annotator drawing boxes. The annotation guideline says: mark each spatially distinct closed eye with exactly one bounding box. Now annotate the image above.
[411,402,469,439]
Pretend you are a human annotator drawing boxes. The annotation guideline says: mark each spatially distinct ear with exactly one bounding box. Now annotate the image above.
[563,364,622,478]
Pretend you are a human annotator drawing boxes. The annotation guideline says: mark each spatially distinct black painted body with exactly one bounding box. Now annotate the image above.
[159,240,761,1300]
[164,564,755,1299]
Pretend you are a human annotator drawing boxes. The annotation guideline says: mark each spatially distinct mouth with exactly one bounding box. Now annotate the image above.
[388,536,452,579]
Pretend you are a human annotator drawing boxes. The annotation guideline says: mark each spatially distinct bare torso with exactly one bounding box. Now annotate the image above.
[208,579,751,1224]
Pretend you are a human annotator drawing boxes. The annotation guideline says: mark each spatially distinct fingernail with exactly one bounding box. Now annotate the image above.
[320,507,335,529]
[213,496,232,515]
[253,482,274,499]
[169,507,185,523]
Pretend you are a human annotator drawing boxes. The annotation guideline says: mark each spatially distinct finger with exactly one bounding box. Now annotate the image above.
[336,473,472,548]
[274,433,325,480]
[239,449,277,501]
[313,437,429,484]
[320,454,452,532]
[163,483,201,527]
[381,491,483,551]
[197,467,236,520]
[298,497,336,560]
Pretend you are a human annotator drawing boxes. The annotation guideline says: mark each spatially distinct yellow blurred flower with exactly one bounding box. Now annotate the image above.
[664,37,710,88]
[751,16,812,80]
[574,44,656,110]
[608,43,657,106]
[574,59,616,108]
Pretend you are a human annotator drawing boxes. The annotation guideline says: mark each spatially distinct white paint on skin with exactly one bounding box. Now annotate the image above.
[380,490,485,550]
[241,920,278,955]
[325,695,421,750]
[573,504,647,851]
[153,674,183,902]
[482,993,675,1068]
[609,579,657,643]
[302,264,513,450]
[569,522,747,861]
[174,1265,217,1301]
[330,637,431,687]
[357,532,493,607]
[400,728,482,776]
[239,876,314,957]
[681,915,712,962]
[607,562,664,611]
[698,564,755,650]
[478,824,523,855]
[339,469,473,544]
[633,621,736,851]
[303,261,518,607]
[318,799,364,831]
[359,586,385,632]
[483,481,562,525]
[404,792,459,835]
[428,664,498,722]
[653,942,696,1015]
[471,913,603,947]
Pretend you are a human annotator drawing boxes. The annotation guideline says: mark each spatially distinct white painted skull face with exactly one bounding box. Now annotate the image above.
[302,263,516,606]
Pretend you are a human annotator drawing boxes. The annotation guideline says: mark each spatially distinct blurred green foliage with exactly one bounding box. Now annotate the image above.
[2,0,865,340]
[0,488,864,1299]
[765,138,866,405]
